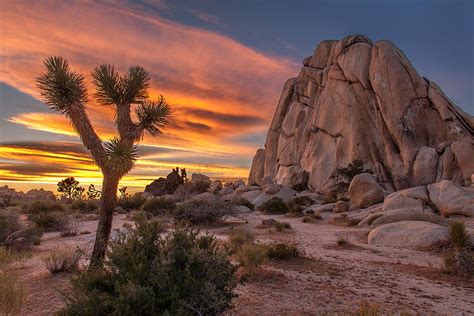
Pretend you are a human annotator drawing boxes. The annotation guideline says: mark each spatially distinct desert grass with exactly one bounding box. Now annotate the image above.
[42,246,85,274]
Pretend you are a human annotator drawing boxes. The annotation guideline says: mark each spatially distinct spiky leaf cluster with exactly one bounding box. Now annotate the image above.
[104,138,138,175]
[136,96,171,138]
[92,65,150,105]
[36,57,87,113]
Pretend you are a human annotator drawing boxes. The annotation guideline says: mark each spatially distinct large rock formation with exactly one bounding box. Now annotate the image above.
[249,35,474,195]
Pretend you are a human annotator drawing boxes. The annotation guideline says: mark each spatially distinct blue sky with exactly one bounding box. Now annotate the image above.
[163,0,473,112]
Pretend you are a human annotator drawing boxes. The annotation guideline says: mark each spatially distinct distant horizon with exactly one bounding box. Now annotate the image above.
[1,0,473,192]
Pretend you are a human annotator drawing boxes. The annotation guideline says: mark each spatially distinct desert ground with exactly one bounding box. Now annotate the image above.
[8,208,473,315]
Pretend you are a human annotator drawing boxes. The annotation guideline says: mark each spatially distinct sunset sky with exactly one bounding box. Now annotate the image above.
[0,0,473,193]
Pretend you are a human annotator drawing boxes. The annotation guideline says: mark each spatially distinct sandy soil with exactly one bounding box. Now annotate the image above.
[11,212,474,315]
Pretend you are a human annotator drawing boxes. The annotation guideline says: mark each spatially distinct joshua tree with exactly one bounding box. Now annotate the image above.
[87,184,102,200]
[57,176,84,201]
[37,57,171,267]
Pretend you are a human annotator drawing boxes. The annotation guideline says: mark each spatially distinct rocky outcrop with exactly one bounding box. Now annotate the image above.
[145,170,184,196]
[0,185,56,202]
[249,35,474,195]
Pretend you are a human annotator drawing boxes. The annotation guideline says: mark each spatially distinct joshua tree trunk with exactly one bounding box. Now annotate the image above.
[89,173,120,268]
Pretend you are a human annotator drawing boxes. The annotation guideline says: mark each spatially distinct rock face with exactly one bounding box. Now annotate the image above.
[249,35,474,195]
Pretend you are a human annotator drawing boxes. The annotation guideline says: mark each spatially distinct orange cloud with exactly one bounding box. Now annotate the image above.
[0,142,249,192]
[0,1,298,190]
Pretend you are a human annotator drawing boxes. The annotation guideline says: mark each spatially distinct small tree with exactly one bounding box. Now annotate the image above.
[118,187,128,199]
[86,184,101,200]
[37,57,171,267]
[57,177,85,200]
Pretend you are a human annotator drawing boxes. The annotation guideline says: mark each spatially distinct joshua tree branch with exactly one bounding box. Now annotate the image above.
[116,103,137,143]
[67,105,109,171]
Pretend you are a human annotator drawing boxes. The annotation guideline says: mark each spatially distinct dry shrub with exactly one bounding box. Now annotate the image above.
[0,246,28,316]
[0,271,26,315]
[267,243,299,260]
[302,213,322,223]
[0,247,31,267]
[235,243,267,276]
[43,246,85,274]
[1,211,43,249]
[443,221,473,277]
[337,237,348,247]
[56,217,83,237]
[273,220,291,232]
[227,229,254,253]
[358,300,380,316]
[173,200,236,225]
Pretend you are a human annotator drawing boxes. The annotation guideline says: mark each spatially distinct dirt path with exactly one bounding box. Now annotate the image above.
[221,213,474,315]
[13,213,474,315]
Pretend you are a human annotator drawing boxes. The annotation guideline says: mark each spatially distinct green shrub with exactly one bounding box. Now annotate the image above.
[142,197,176,216]
[258,197,288,214]
[27,201,65,231]
[443,221,473,276]
[0,211,43,249]
[42,246,85,274]
[235,243,267,276]
[70,200,98,213]
[227,229,254,253]
[273,221,291,231]
[60,222,237,315]
[173,200,235,225]
[332,159,373,199]
[22,226,43,246]
[267,243,299,260]
[116,195,145,211]
[131,210,153,222]
[30,211,62,231]
[334,159,373,183]
[27,200,64,214]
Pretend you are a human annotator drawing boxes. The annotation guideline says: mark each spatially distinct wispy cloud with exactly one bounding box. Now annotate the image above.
[189,9,223,26]
[0,1,298,189]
